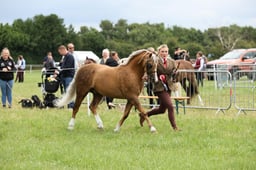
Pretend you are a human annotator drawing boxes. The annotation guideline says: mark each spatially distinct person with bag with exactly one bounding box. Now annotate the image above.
[0,48,16,108]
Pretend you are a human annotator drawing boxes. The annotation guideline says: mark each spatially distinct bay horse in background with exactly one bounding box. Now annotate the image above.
[56,49,159,133]
[174,60,200,104]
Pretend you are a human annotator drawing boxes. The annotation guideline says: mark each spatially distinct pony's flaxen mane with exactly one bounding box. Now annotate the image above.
[120,49,149,65]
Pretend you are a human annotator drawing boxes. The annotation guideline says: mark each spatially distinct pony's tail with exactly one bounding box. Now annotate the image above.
[56,79,76,107]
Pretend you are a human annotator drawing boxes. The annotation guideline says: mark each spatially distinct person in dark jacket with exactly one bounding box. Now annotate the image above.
[58,45,75,108]
[0,48,16,108]
[105,51,119,109]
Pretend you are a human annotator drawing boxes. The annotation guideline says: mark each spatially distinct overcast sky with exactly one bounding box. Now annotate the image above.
[1,0,256,31]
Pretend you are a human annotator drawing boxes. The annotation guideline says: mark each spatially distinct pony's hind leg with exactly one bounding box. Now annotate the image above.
[114,102,133,132]
[68,91,88,130]
[90,93,104,129]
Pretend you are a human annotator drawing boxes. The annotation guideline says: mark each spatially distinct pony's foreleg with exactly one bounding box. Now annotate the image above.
[114,102,133,132]
[144,115,157,133]
[135,100,157,133]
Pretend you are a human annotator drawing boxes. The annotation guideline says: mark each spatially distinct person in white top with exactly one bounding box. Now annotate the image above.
[194,51,205,87]
[15,55,26,83]
[99,48,110,64]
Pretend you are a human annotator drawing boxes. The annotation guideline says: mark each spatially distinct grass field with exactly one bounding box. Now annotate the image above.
[0,71,255,170]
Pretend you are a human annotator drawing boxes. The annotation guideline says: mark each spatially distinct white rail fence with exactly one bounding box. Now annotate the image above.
[233,70,256,115]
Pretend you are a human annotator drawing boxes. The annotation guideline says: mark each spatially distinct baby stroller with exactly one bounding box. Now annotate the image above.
[39,67,62,108]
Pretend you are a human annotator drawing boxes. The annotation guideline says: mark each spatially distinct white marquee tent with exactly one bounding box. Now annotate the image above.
[74,51,100,64]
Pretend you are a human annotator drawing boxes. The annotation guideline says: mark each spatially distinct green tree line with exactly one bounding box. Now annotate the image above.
[0,14,256,64]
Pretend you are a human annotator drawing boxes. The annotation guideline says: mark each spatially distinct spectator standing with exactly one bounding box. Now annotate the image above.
[44,54,55,70]
[106,51,119,66]
[58,45,75,108]
[194,51,205,87]
[139,44,179,131]
[43,52,52,65]
[15,55,26,82]
[173,47,190,61]
[99,48,110,64]
[15,56,21,82]
[67,43,79,70]
[0,48,16,108]
[105,51,119,109]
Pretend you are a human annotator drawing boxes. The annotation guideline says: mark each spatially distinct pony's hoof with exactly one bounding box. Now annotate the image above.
[174,127,182,132]
[114,124,120,132]
[113,128,120,132]
[67,126,74,130]
[96,122,104,129]
[97,125,104,129]
[150,126,157,133]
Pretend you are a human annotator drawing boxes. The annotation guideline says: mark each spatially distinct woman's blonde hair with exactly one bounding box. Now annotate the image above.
[157,44,169,52]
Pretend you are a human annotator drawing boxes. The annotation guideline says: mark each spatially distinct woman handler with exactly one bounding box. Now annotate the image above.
[139,44,179,131]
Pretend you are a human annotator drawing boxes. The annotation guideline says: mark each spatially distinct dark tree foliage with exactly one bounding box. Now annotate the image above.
[0,14,255,63]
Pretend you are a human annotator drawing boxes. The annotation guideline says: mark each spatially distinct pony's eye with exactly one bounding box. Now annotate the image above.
[147,63,153,70]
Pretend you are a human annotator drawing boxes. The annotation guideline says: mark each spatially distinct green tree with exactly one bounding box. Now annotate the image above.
[0,23,30,61]
[1,15,256,63]
[100,20,114,40]
[79,26,106,57]
[113,19,129,40]
[12,14,67,63]
[66,25,81,50]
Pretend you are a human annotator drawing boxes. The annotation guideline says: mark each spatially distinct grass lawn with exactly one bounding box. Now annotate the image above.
[0,71,255,170]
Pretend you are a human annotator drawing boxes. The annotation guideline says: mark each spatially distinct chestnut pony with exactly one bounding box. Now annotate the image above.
[57,49,158,132]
